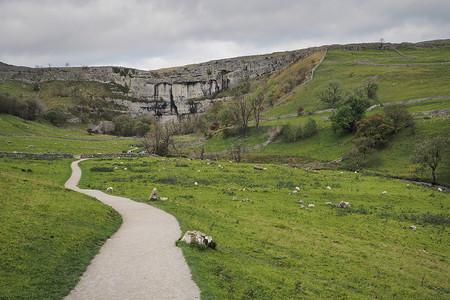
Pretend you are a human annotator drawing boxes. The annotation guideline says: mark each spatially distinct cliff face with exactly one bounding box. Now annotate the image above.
[0,48,319,119]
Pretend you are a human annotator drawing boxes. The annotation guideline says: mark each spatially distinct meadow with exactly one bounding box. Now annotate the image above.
[0,157,122,299]
[79,157,449,299]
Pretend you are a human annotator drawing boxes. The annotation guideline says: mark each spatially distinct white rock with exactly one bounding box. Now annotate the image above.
[232,197,238,201]
[293,190,298,194]
[197,170,201,173]
[382,191,387,195]
[123,168,127,171]
[308,204,315,208]
[437,187,443,192]
[194,182,198,186]
[410,225,417,231]
[326,202,332,205]
[327,186,331,190]
[106,187,113,191]
[295,186,300,190]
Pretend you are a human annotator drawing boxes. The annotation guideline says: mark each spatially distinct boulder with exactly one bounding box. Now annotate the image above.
[181,231,216,249]
[254,166,267,171]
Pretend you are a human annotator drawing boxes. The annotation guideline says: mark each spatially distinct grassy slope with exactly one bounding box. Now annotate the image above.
[0,114,139,154]
[264,46,450,118]
[79,157,449,299]
[0,157,122,299]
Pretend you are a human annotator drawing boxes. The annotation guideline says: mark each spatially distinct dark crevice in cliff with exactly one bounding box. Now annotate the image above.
[169,85,178,116]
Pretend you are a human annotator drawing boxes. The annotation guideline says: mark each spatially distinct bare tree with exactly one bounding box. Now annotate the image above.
[250,87,265,128]
[411,136,448,184]
[231,96,252,136]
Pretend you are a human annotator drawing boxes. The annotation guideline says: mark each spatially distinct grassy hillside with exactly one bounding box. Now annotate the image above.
[264,46,449,117]
[0,114,139,154]
[201,44,450,185]
[0,157,122,299]
[79,157,449,299]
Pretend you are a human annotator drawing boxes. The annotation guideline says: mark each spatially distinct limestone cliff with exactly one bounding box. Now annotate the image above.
[0,47,320,119]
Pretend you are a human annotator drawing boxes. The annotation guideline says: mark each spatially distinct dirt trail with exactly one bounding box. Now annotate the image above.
[64,159,200,300]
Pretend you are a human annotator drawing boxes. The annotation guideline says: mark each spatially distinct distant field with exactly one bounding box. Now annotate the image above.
[79,157,450,299]
[0,114,139,154]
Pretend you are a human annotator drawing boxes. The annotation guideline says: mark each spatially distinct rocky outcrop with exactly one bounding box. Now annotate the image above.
[181,230,216,249]
[0,48,321,120]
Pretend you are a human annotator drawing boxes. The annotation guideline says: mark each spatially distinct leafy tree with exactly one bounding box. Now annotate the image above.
[383,103,414,133]
[316,80,342,107]
[356,81,379,101]
[331,94,369,133]
[353,113,394,147]
[218,108,233,127]
[113,114,136,136]
[285,124,302,142]
[411,136,448,184]
[45,106,69,126]
[303,118,318,137]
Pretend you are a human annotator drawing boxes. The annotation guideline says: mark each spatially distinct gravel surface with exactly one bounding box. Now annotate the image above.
[64,159,200,300]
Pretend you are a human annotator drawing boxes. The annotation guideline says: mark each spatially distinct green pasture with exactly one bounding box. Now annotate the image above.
[264,46,450,118]
[79,157,450,299]
[0,157,122,299]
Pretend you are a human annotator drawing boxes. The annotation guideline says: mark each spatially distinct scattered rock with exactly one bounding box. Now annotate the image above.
[410,225,417,231]
[325,202,332,205]
[298,200,305,203]
[300,205,308,209]
[308,204,315,208]
[159,197,169,201]
[292,190,298,194]
[382,191,387,195]
[27,145,34,149]
[232,197,238,201]
[295,186,300,190]
[149,188,158,200]
[437,187,443,192]
[242,198,249,202]
[181,230,216,249]
[106,187,113,191]
[194,182,198,186]
[326,186,331,190]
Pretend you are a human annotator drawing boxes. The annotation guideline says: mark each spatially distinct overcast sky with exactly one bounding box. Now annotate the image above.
[0,0,448,70]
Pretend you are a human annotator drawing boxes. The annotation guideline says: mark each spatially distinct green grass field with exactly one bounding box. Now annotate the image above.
[78,157,449,299]
[0,157,122,299]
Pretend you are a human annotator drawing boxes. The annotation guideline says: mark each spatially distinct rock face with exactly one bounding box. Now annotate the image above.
[0,48,321,120]
[181,230,216,249]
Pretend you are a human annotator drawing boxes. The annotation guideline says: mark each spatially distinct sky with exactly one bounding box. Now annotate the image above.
[0,0,448,70]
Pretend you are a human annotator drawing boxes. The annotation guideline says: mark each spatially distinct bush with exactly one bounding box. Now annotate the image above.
[45,106,69,126]
[90,166,114,172]
[0,93,43,120]
[297,106,304,115]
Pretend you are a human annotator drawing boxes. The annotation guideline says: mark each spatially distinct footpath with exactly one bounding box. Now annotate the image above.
[64,159,200,300]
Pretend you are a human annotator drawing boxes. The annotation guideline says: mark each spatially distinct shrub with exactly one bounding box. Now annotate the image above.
[90,166,114,172]
[297,106,304,115]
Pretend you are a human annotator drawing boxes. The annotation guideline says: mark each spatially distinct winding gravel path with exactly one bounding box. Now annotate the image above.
[64,159,200,300]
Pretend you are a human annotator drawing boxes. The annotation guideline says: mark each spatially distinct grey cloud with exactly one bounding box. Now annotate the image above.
[0,0,448,70]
